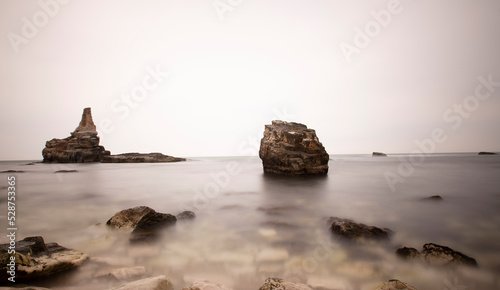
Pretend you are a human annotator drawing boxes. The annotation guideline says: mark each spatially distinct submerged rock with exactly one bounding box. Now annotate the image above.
[113,275,174,290]
[0,236,88,282]
[101,152,186,163]
[259,278,313,290]
[374,279,417,290]
[372,152,387,157]
[259,120,329,175]
[0,170,24,173]
[54,170,78,173]
[177,211,196,220]
[328,217,392,241]
[396,243,477,267]
[421,195,443,201]
[42,108,110,163]
[106,206,177,243]
[478,151,497,155]
[182,279,234,290]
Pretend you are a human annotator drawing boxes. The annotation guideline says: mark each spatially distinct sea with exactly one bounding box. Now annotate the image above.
[1,154,499,290]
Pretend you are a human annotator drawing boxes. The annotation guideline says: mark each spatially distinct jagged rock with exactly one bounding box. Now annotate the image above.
[101,152,186,163]
[372,152,387,157]
[0,236,88,282]
[478,151,497,155]
[42,108,110,163]
[106,206,177,243]
[177,211,196,220]
[112,275,174,290]
[328,217,392,241]
[259,278,313,290]
[396,243,477,267]
[373,279,417,290]
[259,120,329,175]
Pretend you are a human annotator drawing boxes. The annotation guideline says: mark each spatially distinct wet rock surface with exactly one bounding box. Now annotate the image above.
[396,243,477,266]
[328,217,392,241]
[259,120,329,175]
[0,236,88,282]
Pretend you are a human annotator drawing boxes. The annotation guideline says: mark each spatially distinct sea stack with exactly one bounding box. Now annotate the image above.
[42,108,110,163]
[259,120,329,175]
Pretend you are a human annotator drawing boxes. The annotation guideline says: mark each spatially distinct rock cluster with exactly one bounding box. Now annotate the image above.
[259,120,329,175]
[328,217,392,241]
[42,108,110,163]
[396,243,477,267]
[0,236,88,281]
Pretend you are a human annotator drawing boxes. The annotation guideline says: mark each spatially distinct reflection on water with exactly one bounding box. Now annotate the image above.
[0,155,499,289]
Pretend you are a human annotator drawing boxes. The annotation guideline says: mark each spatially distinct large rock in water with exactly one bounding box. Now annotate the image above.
[0,236,88,282]
[42,108,110,163]
[259,120,329,175]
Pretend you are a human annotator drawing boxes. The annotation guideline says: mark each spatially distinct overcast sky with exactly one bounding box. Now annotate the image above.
[1,0,499,160]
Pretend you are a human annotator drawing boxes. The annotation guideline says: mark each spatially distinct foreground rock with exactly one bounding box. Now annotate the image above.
[259,278,313,290]
[372,152,387,157]
[396,243,477,267]
[259,120,329,175]
[478,151,497,155]
[106,206,177,242]
[0,236,88,282]
[42,108,110,163]
[374,279,417,290]
[113,275,174,290]
[328,217,392,241]
[101,153,186,163]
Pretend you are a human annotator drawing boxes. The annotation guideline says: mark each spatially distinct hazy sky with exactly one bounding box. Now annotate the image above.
[1,0,499,160]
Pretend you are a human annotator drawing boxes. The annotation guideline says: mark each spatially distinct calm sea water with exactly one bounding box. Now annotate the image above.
[1,154,499,289]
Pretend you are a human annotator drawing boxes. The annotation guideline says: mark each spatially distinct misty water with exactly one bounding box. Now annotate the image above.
[1,154,500,289]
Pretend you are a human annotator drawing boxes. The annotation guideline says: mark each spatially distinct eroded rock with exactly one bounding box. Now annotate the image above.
[259,120,329,175]
[396,243,477,267]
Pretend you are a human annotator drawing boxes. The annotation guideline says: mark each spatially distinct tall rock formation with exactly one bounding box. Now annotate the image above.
[42,108,110,163]
[259,120,329,175]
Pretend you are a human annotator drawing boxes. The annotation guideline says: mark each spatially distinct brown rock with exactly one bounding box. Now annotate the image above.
[259,120,329,175]
[328,217,392,241]
[101,152,186,163]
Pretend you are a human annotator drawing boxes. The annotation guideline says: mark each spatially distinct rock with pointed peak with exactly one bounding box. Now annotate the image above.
[259,120,329,175]
[42,108,110,163]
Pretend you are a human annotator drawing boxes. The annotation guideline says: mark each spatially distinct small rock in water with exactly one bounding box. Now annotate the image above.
[54,169,78,173]
[421,195,444,201]
[478,151,497,155]
[0,170,24,173]
[259,278,313,290]
[372,152,387,157]
[328,217,392,241]
[106,206,156,231]
[396,243,477,267]
[177,210,196,220]
[373,279,417,290]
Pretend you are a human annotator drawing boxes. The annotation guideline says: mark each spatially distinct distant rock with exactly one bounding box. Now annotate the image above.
[0,236,88,282]
[42,108,110,163]
[259,120,329,175]
[374,279,417,290]
[0,170,24,173]
[112,275,174,290]
[421,195,443,201]
[54,170,78,173]
[259,278,313,290]
[101,152,186,163]
[328,217,392,241]
[396,243,477,267]
[176,211,196,220]
[106,206,177,243]
[372,152,387,157]
[478,151,497,155]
